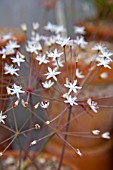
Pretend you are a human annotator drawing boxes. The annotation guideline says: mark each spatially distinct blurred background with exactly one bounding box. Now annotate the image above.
[1,0,113,150]
[0,0,96,37]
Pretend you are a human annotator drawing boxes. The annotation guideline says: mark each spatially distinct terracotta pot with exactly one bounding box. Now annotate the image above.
[1,150,76,170]
[0,27,26,46]
[46,135,113,170]
[77,21,113,42]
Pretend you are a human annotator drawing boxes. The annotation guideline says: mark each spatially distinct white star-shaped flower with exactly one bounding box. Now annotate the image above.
[56,37,70,47]
[5,47,15,55]
[26,42,39,54]
[87,98,99,113]
[0,42,20,57]
[0,111,7,124]
[74,36,87,49]
[26,39,42,50]
[0,48,6,55]
[47,49,63,61]
[42,80,54,88]
[99,49,113,61]
[31,33,41,43]
[11,53,25,67]
[44,38,52,47]
[54,25,66,34]
[96,57,111,69]
[40,35,48,41]
[4,63,19,76]
[6,40,20,50]
[92,44,106,52]
[44,22,66,34]
[44,22,55,32]
[1,33,13,41]
[48,36,56,45]
[64,79,82,94]
[3,41,20,55]
[45,67,61,81]
[74,26,86,35]
[36,54,49,65]
[53,34,62,42]
[64,94,78,106]
[8,83,25,99]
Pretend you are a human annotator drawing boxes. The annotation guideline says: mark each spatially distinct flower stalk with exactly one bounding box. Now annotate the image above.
[58,106,72,170]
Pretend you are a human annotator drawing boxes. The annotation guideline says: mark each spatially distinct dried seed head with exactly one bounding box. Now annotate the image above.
[30,140,37,146]
[13,99,20,108]
[34,103,40,109]
[100,72,108,79]
[32,22,39,31]
[21,99,28,108]
[35,124,40,130]
[6,87,11,96]
[62,93,68,98]
[76,149,82,156]
[2,53,6,59]
[45,120,50,125]
[31,31,36,37]
[17,51,26,59]
[92,130,100,135]
[101,132,110,139]
[0,152,3,157]
[21,23,27,32]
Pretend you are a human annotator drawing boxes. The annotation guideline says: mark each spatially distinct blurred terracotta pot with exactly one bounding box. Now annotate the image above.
[77,21,113,42]
[46,135,113,170]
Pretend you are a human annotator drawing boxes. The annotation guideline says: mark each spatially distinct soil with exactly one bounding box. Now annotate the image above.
[0,153,71,170]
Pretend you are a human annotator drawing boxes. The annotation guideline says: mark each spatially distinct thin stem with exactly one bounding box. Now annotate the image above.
[41,9,48,35]
[63,46,69,77]
[58,106,72,170]
[0,123,15,134]
[17,137,23,170]
[23,94,34,159]
[36,133,55,154]
[0,134,15,145]
[19,108,34,132]
[31,132,54,144]
[12,106,18,132]
[2,135,17,154]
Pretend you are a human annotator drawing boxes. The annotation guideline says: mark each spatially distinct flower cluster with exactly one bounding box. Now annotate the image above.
[0,22,113,163]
